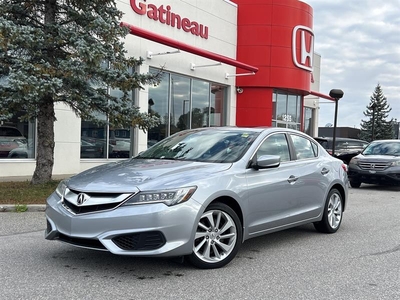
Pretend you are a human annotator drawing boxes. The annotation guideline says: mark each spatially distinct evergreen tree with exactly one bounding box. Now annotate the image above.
[359,84,394,142]
[0,0,161,184]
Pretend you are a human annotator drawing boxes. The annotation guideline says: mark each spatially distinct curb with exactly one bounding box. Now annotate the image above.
[0,204,46,213]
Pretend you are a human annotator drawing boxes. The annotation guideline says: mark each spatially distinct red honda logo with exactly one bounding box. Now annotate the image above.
[292,25,314,72]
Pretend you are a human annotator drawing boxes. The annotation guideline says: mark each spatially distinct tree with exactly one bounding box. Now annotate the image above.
[359,84,394,142]
[0,0,161,184]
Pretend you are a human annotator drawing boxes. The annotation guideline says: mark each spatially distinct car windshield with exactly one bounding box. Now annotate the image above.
[136,129,259,163]
[362,141,400,156]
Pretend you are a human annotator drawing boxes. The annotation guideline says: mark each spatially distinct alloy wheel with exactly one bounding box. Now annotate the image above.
[193,209,237,264]
[327,192,342,229]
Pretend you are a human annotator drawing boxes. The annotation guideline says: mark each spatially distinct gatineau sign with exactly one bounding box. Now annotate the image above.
[130,0,209,39]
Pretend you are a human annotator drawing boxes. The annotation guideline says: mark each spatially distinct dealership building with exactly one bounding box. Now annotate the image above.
[0,0,332,179]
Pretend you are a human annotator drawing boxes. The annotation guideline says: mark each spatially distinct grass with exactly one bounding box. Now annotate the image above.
[0,180,60,205]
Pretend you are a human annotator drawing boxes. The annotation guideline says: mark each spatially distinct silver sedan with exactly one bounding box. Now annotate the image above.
[45,127,349,269]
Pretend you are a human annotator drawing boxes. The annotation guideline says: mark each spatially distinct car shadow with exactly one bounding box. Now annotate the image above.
[42,224,319,274]
[354,184,400,192]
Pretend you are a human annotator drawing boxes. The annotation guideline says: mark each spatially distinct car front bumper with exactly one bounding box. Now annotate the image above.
[45,192,203,257]
[348,166,400,185]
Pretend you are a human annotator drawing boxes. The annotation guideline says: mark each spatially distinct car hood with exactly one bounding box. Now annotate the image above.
[353,154,400,162]
[67,159,232,193]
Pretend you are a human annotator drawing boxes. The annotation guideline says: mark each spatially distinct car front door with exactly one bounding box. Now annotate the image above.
[245,133,301,236]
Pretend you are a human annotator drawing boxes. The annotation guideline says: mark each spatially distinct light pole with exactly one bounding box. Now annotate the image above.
[370,103,377,141]
[329,89,344,156]
[395,119,399,139]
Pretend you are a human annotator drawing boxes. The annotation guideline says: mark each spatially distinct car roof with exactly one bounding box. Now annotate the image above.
[183,126,314,137]
[0,126,24,137]
[314,137,367,142]
[370,139,400,143]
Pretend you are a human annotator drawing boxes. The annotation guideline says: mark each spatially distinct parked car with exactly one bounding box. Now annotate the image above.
[7,139,34,158]
[314,137,369,164]
[109,139,131,158]
[0,139,19,158]
[45,127,349,269]
[348,139,400,188]
[80,139,104,158]
[0,126,27,158]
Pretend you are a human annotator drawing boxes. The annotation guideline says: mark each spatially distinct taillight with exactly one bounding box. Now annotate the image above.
[341,163,348,172]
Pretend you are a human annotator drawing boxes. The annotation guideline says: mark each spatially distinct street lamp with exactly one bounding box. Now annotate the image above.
[369,103,377,141]
[329,89,344,156]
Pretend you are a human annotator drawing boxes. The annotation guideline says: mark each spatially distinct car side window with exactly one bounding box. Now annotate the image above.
[291,135,317,159]
[257,133,290,162]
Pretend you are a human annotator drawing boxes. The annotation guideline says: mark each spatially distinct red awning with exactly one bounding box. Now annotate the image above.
[121,22,259,73]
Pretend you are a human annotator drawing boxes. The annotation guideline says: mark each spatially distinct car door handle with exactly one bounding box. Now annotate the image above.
[321,168,330,175]
[287,175,298,184]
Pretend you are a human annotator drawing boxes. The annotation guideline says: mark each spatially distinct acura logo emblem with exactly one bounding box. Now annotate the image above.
[77,193,89,205]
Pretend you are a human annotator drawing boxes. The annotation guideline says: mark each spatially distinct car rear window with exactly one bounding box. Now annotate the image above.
[0,127,23,137]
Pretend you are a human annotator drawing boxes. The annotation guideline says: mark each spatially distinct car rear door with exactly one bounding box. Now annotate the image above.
[287,134,329,220]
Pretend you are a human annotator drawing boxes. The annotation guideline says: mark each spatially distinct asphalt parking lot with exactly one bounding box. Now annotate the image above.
[0,184,399,300]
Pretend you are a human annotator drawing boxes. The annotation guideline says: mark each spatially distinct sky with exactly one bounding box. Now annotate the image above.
[302,0,400,128]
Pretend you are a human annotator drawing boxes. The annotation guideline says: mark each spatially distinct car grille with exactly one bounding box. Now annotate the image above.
[62,199,120,215]
[62,189,133,215]
[358,161,391,171]
[112,232,166,251]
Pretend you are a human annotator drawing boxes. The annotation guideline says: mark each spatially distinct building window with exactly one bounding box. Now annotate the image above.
[81,114,108,159]
[0,113,36,159]
[272,91,302,130]
[148,68,227,145]
[304,107,313,136]
[80,68,134,159]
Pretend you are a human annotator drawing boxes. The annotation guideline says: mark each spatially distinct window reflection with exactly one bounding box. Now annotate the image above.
[211,83,224,126]
[171,74,190,135]
[148,68,227,146]
[192,80,210,128]
[148,72,170,145]
[109,88,132,159]
[80,65,137,159]
[110,128,131,158]
[81,115,108,159]
[304,107,313,136]
[0,114,35,159]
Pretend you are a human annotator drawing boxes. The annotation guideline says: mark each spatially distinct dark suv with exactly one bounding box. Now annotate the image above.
[314,137,369,164]
[348,140,400,187]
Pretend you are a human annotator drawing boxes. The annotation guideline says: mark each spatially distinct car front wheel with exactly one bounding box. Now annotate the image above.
[314,188,343,233]
[350,180,361,188]
[188,203,242,269]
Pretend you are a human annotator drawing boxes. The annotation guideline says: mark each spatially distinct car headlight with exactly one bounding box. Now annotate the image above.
[349,157,359,165]
[55,179,69,198]
[390,160,400,166]
[123,186,197,206]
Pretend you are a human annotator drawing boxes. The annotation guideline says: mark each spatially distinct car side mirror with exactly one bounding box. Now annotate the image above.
[251,155,280,170]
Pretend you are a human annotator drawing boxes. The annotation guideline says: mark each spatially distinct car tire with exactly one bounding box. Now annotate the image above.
[350,180,361,188]
[188,202,242,269]
[314,188,343,234]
